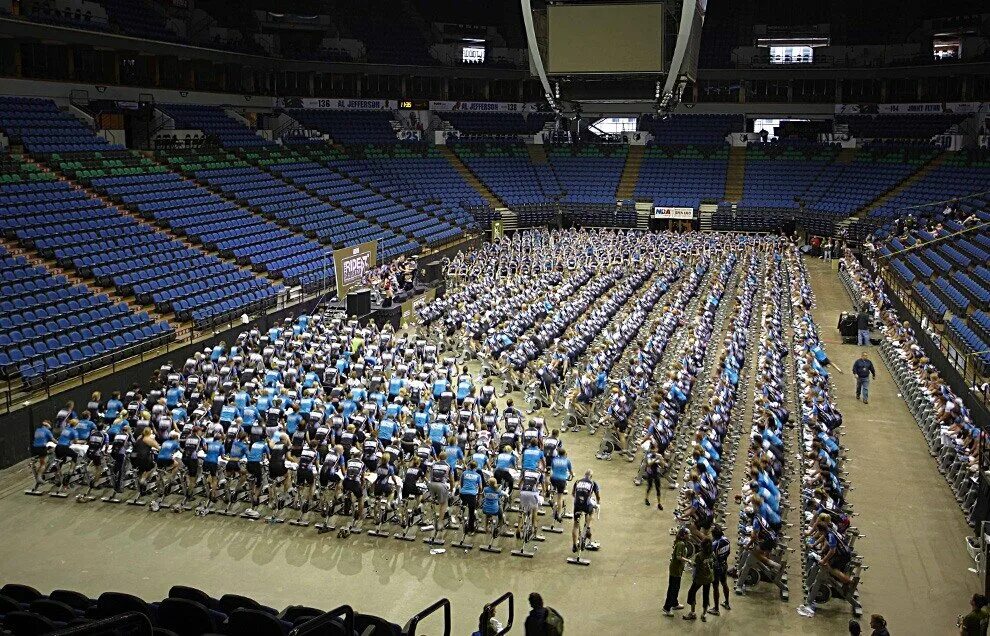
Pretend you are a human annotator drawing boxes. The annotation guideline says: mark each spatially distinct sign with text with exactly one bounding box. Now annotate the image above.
[653,206,695,220]
[429,100,537,113]
[298,98,398,111]
[400,287,437,329]
[333,240,378,298]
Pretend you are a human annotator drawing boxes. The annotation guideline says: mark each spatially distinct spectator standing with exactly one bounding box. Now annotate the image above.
[852,353,877,404]
[662,528,691,616]
[524,593,564,636]
[857,305,872,346]
[849,619,862,635]
[960,594,988,636]
[683,540,714,622]
[870,614,890,636]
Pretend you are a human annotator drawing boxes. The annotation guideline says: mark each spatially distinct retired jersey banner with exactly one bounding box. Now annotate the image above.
[298,98,398,111]
[429,100,537,113]
[333,240,378,298]
[653,206,695,220]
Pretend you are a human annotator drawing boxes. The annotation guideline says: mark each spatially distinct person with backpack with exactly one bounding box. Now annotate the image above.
[525,592,564,636]
[663,528,692,616]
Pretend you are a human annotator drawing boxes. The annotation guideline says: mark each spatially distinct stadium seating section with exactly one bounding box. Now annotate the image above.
[635,145,728,208]
[0,97,124,154]
[4,94,990,389]
[288,109,399,145]
[158,105,271,148]
[0,582,415,635]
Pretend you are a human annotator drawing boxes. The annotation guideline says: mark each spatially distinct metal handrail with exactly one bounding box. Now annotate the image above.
[52,611,153,635]
[403,598,451,636]
[480,593,513,636]
[288,605,354,636]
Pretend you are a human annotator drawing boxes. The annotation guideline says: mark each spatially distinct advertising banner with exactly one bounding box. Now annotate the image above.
[400,287,437,329]
[333,240,378,298]
[653,206,695,220]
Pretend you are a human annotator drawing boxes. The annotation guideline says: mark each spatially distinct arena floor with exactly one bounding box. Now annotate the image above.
[0,258,975,635]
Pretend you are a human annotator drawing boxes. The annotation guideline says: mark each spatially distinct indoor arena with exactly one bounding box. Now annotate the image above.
[0,1,987,635]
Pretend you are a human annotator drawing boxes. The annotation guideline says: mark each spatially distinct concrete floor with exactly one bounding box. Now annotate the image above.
[0,257,976,635]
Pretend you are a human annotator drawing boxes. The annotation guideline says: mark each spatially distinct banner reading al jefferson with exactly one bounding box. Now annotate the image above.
[333,240,378,298]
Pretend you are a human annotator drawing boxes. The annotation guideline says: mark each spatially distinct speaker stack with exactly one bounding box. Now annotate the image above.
[346,288,371,317]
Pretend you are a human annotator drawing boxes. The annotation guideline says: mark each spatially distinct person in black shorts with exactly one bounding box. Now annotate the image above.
[133,426,160,499]
[571,469,601,552]
[710,526,731,614]
[182,426,204,503]
[401,456,425,512]
[372,452,396,506]
[294,438,319,502]
[342,447,367,521]
[268,433,289,510]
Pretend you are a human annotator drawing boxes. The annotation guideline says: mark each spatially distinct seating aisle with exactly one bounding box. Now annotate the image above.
[802,257,973,628]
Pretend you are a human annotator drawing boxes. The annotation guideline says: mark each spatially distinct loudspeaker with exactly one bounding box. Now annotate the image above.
[346,288,371,317]
[422,260,443,284]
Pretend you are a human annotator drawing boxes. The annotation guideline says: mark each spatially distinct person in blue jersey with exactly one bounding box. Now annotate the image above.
[413,403,430,433]
[428,418,450,456]
[443,436,464,473]
[244,433,271,517]
[377,417,399,445]
[30,420,55,489]
[104,392,124,424]
[455,369,473,406]
[74,412,96,444]
[151,431,182,508]
[481,477,506,531]
[460,460,483,533]
[493,445,517,495]
[225,430,250,503]
[432,374,449,400]
[549,448,573,521]
[521,439,545,473]
[165,383,184,409]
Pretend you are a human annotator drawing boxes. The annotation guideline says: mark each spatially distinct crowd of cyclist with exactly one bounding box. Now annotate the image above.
[29,309,601,554]
[25,227,874,617]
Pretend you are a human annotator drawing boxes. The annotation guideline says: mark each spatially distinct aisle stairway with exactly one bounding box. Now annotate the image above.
[851,152,948,220]
[616,145,644,199]
[699,203,717,231]
[836,147,858,164]
[437,146,504,209]
[527,144,548,165]
[635,201,651,229]
[724,145,745,203]
[499,208,518,231]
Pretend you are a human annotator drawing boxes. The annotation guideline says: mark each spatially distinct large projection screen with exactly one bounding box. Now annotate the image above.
[548,3,664,74]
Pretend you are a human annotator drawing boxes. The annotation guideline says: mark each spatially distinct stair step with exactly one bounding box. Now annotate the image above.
[724,146,746,203]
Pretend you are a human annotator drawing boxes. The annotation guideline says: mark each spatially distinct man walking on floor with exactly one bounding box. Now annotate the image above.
[852,352,876,404]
